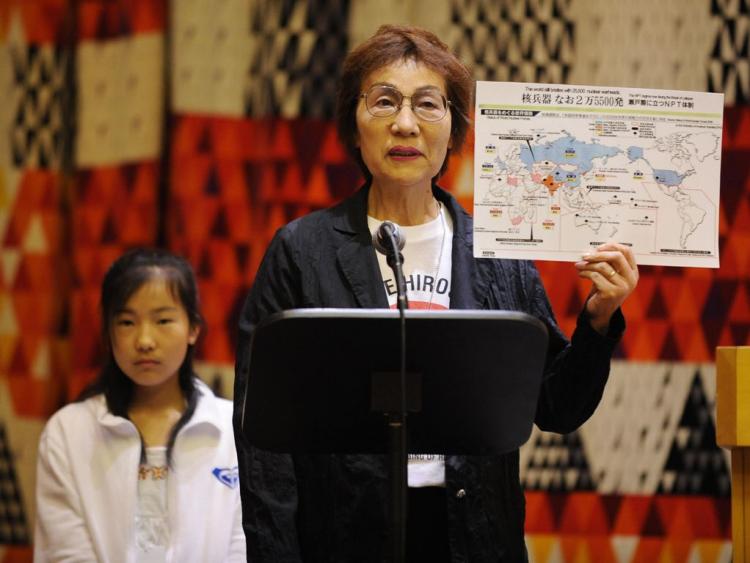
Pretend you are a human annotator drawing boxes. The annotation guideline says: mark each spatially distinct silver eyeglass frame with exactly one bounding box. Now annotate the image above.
[359,84,452,122]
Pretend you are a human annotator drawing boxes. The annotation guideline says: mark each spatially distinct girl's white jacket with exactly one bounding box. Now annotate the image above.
[33,380,246,562]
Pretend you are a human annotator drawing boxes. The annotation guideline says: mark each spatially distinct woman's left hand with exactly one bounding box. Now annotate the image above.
[575,241,639,334]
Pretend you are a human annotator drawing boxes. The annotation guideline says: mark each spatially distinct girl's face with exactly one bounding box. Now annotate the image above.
[111,278,199,392]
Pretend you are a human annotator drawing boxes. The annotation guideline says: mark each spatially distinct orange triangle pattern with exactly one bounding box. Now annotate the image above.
[1,169,65,418]
[65,163,159,389]
[165,116,360,363]
[0,545,34,562]
[526,493,730,540]
[14,0,67,44]
[77,0,165,41]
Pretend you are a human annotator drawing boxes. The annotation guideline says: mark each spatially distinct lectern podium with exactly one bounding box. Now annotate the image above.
[716,346,750,562]
[240,308,548,454]
[239,308,549,560]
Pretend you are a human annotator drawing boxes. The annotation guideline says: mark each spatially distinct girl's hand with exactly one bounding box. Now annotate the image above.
[574,241,639,334]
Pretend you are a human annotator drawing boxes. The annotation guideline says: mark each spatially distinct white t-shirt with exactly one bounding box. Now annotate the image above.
[368,202,454,487]
[135,447,169,562]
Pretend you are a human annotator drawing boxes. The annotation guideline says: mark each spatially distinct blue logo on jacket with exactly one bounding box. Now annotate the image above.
[212,466,239,489]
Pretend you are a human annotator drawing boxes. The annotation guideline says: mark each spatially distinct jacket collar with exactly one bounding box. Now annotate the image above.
[91,379,222,436]
[185,380,223,432]
[331,185,389,308]
[330,183,492,310]
[434,187,493,310]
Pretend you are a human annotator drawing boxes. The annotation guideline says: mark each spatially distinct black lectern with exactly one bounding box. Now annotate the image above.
[239,308,548,559]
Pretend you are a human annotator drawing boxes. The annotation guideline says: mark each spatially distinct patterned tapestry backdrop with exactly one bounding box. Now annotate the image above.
[0,0,748,560]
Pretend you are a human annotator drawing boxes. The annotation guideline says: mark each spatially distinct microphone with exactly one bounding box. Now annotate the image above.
[373,221,406,268]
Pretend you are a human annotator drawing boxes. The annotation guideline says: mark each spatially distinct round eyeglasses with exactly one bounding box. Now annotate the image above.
[360,84,451,122]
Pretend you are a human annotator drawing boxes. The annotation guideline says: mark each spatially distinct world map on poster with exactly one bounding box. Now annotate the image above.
[474,82,724,268]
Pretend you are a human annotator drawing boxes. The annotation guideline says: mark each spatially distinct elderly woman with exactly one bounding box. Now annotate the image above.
[234,25,638,562]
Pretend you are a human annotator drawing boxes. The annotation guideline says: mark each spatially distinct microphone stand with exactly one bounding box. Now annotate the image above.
[382,226,408,563]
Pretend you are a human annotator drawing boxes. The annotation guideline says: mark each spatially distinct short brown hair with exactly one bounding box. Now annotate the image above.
[335,25,473,180]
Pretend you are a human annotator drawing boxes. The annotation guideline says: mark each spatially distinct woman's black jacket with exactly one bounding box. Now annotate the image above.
[233,184,624,562]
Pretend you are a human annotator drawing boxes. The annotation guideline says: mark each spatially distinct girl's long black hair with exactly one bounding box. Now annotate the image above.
[77,248,204,465]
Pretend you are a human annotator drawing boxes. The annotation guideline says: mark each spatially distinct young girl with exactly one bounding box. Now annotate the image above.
[34,249,245,562]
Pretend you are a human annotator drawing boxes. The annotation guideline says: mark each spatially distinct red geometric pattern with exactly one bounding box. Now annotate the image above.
[526,493,730,537]
[77,0,165,40]
[4,0,66,44]
[0,547,33,563]
[0,170,64,418]
[167,116,360,363]
[526,493,731,563]
[0,0,165,49]
[69,163,159,399]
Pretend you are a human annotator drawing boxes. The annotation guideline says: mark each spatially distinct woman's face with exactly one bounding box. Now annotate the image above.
[111,277,199,392]
[356,59,452,192]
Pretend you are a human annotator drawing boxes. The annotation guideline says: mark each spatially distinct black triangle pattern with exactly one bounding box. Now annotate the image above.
[245,0,351,119]
[522,430,595,492]
[10,45,67,170]
[708,0,750,103]
[656,371,731,497]
[449,0,574,84]
[0,424,30,544]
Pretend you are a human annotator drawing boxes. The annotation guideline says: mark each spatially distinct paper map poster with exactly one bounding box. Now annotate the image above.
[473,81,724,267]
